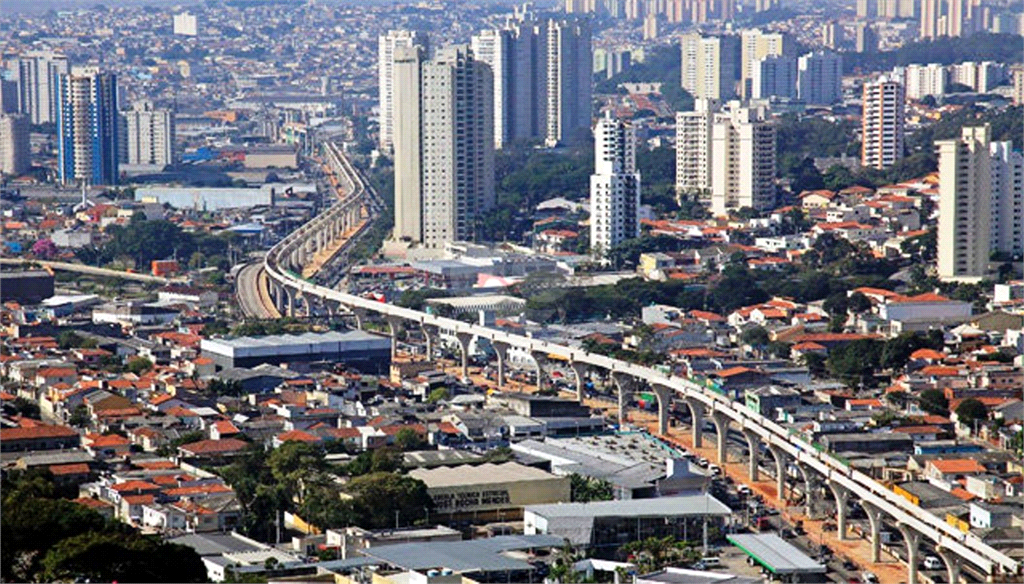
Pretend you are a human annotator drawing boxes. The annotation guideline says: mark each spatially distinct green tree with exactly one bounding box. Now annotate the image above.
[955,398,988,429]
[344,448,403,476]
[919,389,949,416]
[297,479,354,531]
[740,326,770,348]
[345,472,433,529]
[826,339,884,388]
[1,495,109,581]
[268,441,326,503]
[40,532,206,583]
[570,473,614,502]
[427,387,450,403]
[126,356,154,375]
[394,427,426,451]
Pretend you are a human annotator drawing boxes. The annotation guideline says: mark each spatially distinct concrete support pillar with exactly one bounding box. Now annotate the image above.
[351,307,365,330]
[742,430,760,482]
[710,412,730,464]
[386,317,402,359]
[274,284,285,314]
[897,524,922,584]
[684,398,704,448]
[531,351,546,392]
[863,501,885,564]
[493,341,509,388]
[652,385,671,436]
[283,287,294,318]
[768,445,786,502]
[796,463,819,518]
[936,548,960,584]
[421,324,433,358]
[455,332,472,380]
[827,481,851,540]
[569,361,587,403]
[611,373,633,428]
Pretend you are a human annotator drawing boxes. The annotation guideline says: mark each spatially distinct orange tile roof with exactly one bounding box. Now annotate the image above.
[276,430,320,443]
[178,438,248,455]
[49,463,91,476]
[74,497,113,510]
[929,459,986,474]
[111,480,161,492]
[910,349,946,361]
[0,424,78,441]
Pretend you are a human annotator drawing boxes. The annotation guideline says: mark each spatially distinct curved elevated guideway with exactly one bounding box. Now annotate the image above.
[258,142,1021,584]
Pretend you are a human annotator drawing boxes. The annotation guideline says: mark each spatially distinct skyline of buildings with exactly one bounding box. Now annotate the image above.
[14,51,69,126]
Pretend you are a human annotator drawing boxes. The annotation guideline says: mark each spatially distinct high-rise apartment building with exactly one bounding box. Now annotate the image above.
[989,140,1024,261]
[0,113,30,176]
[797,51,842,105]
[56,67,119,186]
[854,22,878,52]
[546,19,592,146]
[378,30,430,154]
[920,0,981,38]
[590,113,640,259]
[937,126,993,281]
[15,51,69,125]
[471,17,550,149]
[392,46,425,244]
[710,104,776,216]
[740,30,794,99]
[821,21,841,49]
[751,55,797,100]
[861,76,905,170]
[680,33,740,101]
[675,98,718,205]
[122,101,175,167]
[675,100,775,215]
[1012,67,1024,106]
[392,45,495,249]
[172,12,198,36]
[900,63,948,100]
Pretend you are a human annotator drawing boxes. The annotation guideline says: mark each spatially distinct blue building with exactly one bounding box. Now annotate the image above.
[56,68,118,185]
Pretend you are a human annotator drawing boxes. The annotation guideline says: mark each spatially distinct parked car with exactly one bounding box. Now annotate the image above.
[923,556,943,570]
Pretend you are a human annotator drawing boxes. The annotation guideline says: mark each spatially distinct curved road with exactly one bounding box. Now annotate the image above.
[235,262,279,319]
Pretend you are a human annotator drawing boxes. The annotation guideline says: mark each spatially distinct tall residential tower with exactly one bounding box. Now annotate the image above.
[590,113,640,259]
[56,67,119,186]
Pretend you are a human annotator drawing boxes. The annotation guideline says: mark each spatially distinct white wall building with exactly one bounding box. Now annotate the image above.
[900,63,948,100]
[680,33,740,101]
[710,103,776,215]
[590,114,640,259]
[545,19,592,146]
[937,125,992,281]
[122,101,175,166]
[740,29,794,99]
[378,30,429,154]
[393,45,495,249]
[15,51,69,125]
[0,113,30,175]
[861,76,905,170]
[172,12,198,36]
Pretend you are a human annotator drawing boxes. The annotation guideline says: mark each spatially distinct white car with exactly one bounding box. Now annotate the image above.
[923,556,943,570]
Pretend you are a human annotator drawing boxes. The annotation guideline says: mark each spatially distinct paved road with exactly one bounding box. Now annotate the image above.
[235,262,279,319]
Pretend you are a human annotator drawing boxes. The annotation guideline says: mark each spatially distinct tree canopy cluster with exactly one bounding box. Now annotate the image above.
[845,33,1024,73]
[75,215,239,271]
[1,469,206,583]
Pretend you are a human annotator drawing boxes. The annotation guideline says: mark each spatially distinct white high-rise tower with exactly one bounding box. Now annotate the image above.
[378,30,429,154]
[590,113,640,259]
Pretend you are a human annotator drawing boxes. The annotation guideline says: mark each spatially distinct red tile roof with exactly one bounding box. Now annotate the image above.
[49,463,91,476]
[178,438,248,455]
[0,424,78,441]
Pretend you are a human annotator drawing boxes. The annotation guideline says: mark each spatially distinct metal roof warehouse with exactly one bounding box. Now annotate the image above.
[727,533,826,576]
